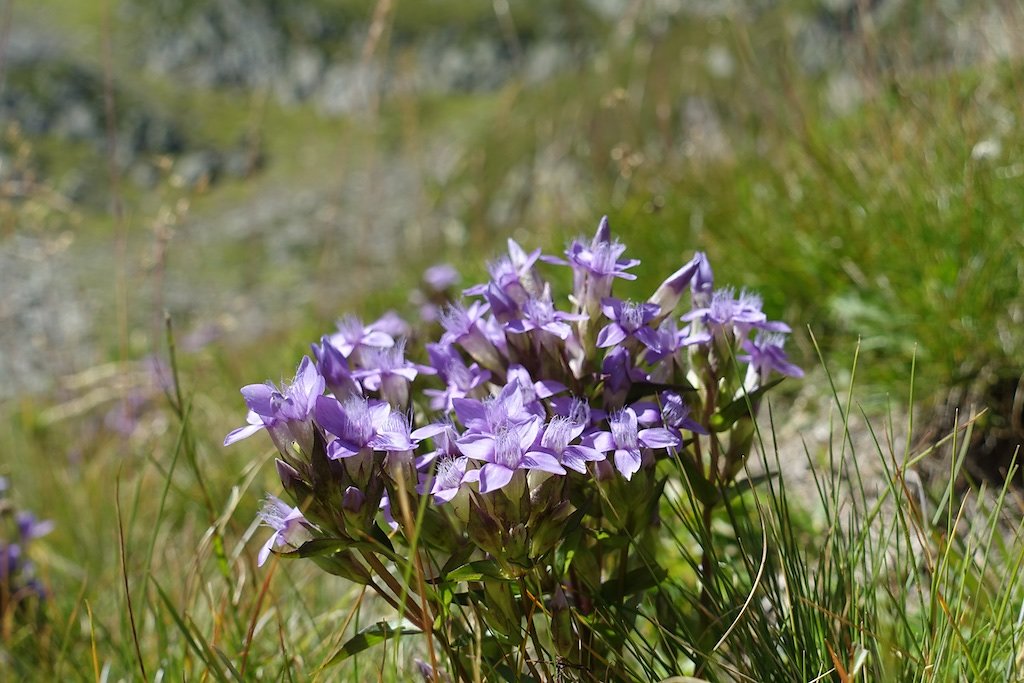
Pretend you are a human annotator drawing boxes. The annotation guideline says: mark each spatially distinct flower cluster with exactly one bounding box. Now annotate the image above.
[227,217,801,675]
[0,477,53,617]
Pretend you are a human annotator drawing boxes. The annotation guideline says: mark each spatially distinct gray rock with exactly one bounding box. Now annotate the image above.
[173,151,222,189]
[128,161,160,189]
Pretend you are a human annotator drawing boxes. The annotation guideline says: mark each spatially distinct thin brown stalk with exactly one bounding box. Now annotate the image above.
[359,550,427,628]
[394,473,440,679]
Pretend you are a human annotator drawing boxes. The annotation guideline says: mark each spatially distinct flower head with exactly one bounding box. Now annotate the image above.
[597,298,660,348]
[740,332,804,388]
[315,395,414,459]
[457,418,564,493]
[257,495,314,566]
[587,407,680,480]
[225,356,324,447]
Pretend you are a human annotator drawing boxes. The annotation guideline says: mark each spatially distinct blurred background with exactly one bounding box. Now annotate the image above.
[2,0,1024,676]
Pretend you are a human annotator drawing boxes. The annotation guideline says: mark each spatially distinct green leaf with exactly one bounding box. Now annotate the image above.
[676,453,718,507]
[276,538,351,559]
[438,542,476,579]
[709,378,784,432]
[598,564,668,602]
[325,621,422,666]
[444,559,515,583]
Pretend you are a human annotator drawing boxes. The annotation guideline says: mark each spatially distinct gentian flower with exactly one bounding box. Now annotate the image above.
[257,495,314,566]
[587,408,680,480]
[662,391,707,436]
[453,380,534,436]
[328,315,395,362]
[457,418,564,493]
[224,356,324,451]
[425,455,471,503]
[682,288,790,339]
[527,416,605,474]
[505,287,586,340]
[739,332,804,388]
[311,336,362,401]
[597,298,660,348]
[648,251,709,315]
[465,239,542,319]
[601,346,645,409]
[423,264,460,292]
[691,251,714,308]
[545,216,639,314]
[357,339,424,407]
[315,395,414,460]
[424,343,491,412]
[506,365,567,419]
[440,301,505,372]
[16,513,54,542]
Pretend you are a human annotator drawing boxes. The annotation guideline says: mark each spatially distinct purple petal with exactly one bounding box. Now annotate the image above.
[634,327,661,350]
[241,383,275,416]
[586,431,616,453]
[478,463,515,493]
[541,321,572,339]
[327,440,361,460]
[362,330,395,348]
[257,532,279,567]
[453,398,488,430]
[410,422,451,440]
[518,418,543,449]
[631,402,661,425]
[534,379,567,399]
[596,324,628,348]
[613,449,642,480]
[224,422,265,446]
[314,395,347,437]
[521,452,567,475]
[457,434,496,461]
[639,427,680,449]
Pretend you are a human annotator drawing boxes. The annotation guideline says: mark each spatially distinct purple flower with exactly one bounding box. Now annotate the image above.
[425,455,471,503]
[423,264,460,292]
[371,311,412,339]
[311,336,362,401]
[691,251,714,308]
[649,252,710,314]
[597,298,660,348]
[740,332,804,387]
[440,301,505,372]
[457,418,564,493]
[544,216,640,313]
[662,391,707,436]
[682,288,790,340]
[315,395,414,459]
[225,356,324,447]
[410,417,462,470]
[424,343,491,412]
[506,365,567,419]
[356,339,423,407]
[506,287,586,340]
[256,495,314,566]
[452,380,534,436]
[16,513,54,542]
[327,315,395,361]
[601,346,646,409]
[587,408,680,480]
[527,417,605,474]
